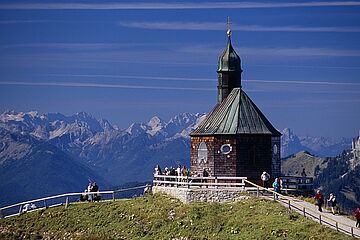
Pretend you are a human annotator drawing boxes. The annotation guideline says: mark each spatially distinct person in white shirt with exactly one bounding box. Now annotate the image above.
[261,171,270,189]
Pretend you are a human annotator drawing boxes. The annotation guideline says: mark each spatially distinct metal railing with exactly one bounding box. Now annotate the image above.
[0,185,147,219]
[153,174,247,188]
[244,179,360,238]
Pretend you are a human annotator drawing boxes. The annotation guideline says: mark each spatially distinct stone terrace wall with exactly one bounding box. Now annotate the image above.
[152,186,248,203]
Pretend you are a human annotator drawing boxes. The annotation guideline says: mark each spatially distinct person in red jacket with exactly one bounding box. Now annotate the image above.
[355,207,360,228]
[314,189,324,212]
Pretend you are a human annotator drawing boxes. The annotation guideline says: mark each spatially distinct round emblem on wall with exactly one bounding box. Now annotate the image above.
[220,144,232,154]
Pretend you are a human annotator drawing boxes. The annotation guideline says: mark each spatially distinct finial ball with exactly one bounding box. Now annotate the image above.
[227,29,232,37]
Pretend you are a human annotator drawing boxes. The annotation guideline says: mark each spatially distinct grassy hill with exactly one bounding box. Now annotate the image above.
[0,194,353,240]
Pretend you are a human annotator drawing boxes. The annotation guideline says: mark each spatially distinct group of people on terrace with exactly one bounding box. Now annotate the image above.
[80,181,100,202]
[154,164,209,178]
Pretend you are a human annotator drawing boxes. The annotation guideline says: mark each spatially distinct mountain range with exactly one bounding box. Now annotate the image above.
[0,110,353,206]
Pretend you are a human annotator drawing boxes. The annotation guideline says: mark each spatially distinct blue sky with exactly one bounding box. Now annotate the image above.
[0,1,359,138]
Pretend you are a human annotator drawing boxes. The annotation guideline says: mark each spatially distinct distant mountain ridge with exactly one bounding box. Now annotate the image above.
[0,110,353,205]
[281,128,351,157]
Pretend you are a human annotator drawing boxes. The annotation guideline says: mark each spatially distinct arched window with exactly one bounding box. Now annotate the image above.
[273,144,278,155]
[197,142,208,163]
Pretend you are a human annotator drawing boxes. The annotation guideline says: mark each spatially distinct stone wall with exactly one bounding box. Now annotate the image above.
[152,186,248,203]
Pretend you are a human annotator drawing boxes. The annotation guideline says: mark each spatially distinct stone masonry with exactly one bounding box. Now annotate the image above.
[152,186,248,203]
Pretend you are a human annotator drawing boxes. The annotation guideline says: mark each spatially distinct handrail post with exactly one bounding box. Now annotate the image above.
[44,200,47,209]
[256,187,259,197]
[112,192,115,201]
[303,207,306,217]
[288,200,291,210]
[187,176,190,189]
[351,227,354,237]
[0,209,3,218]
[215,177,218,189]
[65,197,69,209]
[335,222,338,231]
[319,215,322,224]
[18,205,22,215]
[273,192,276,201]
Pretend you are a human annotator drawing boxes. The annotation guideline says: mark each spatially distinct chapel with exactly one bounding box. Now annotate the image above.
[190,24,281,181]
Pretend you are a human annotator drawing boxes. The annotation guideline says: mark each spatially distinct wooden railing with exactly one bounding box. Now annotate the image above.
[153,175,247,188]
[244,180,359,238]
[0,185,147,219]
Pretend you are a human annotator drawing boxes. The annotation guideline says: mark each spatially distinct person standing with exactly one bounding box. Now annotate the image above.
[272,178,281,199]
[87,182,93,202]
[202,168,209,187]
[314,190,324,212]
[300,168,307,188]
[327,193,337,215]
[154,165,162,176]
[261,171,270,189]
[355,206,360,228]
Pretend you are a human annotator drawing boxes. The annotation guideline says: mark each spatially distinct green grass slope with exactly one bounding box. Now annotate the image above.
[0,194,354,240]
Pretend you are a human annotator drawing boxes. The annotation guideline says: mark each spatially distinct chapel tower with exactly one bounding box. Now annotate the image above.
[190,21,281,181]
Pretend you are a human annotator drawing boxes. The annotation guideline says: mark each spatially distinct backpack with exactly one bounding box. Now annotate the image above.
[355,210,360,218]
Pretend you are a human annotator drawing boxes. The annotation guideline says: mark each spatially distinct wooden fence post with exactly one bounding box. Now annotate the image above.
[65,197,69,209]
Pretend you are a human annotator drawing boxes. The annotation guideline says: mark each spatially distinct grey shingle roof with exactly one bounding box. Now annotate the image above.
[191,88,281,136]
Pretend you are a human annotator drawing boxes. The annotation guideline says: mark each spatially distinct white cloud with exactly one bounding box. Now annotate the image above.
[119,21,360,33]
[0,81,213,91]
[180,45,360,57]
[41,73,360,86]
[0,43,120,50]
[0,20,46,24]
[1,2,360,10]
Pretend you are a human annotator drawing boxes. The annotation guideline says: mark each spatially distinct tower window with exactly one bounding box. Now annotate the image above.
[197,142,208,163]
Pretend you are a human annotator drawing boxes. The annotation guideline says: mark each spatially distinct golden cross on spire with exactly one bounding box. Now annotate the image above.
[227,16,232,38]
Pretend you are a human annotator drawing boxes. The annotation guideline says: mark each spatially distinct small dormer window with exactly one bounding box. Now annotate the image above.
[197,142,208,163]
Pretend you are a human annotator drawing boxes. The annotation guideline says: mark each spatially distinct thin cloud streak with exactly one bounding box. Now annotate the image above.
[181,45,360,57]
[43,73,360,86]
[120,21,360,33]
[45,74,213,82]
[0,20,46,24]
[0,80,359,94]
[0,43,120,50]
[1,2,360,10]
[0,81,213,91]
[247,79,360,86]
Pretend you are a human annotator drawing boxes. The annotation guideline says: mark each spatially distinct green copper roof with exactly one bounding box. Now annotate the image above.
[191,88,281,136]
[217,38,241,72]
